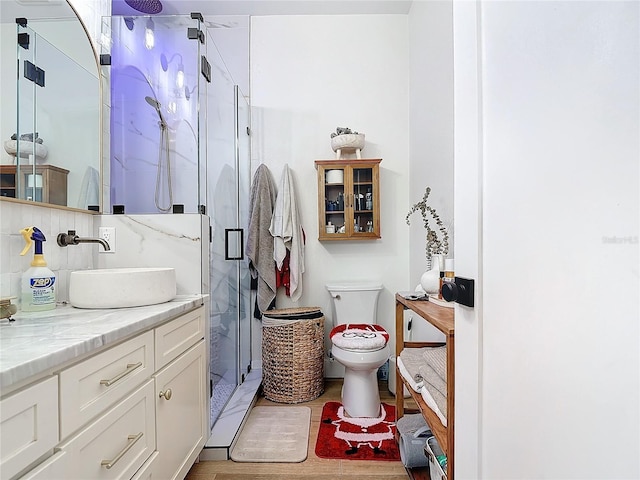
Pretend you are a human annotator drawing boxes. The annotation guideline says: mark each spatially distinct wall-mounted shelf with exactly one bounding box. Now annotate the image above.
[314,158,381,241]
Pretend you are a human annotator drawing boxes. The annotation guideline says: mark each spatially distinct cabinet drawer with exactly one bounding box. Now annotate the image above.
[131,451,158,480]
[19,450,71,480]
[57,379,156,480]
[0,376,58,479]
[59,331,153,439]
[155,306,204,370]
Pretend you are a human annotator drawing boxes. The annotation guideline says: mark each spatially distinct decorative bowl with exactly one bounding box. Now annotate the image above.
[330,133,365,152]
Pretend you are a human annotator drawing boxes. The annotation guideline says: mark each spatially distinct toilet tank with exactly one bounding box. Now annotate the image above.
[326,282,383,326]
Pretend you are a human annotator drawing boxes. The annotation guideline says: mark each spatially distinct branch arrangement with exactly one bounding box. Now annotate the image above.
[405,186,449,259]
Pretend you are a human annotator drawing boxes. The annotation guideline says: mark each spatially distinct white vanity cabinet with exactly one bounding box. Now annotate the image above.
[3,303,207,480]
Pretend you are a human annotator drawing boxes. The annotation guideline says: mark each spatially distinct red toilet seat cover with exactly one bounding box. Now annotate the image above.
[330,324,389,351]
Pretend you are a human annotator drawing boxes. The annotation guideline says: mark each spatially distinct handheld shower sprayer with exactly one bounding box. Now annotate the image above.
[144,95,172,212]
[145,95,167,128]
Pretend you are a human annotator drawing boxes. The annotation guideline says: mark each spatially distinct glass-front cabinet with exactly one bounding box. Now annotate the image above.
[315,159,381,241]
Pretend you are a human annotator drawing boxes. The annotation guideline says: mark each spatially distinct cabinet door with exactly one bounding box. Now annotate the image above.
[0,376,58,479]
[154,340,206,480]
[349,163,380,239]
[0,166,17,198]
[317,164,347,239]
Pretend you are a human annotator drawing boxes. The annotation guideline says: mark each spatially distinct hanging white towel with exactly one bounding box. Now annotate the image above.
[76,166,100,209]
[269,164,305,301]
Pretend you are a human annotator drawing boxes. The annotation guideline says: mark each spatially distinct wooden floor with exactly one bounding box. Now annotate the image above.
[185,379,411,479]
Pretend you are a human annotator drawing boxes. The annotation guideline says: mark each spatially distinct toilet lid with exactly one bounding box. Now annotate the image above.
[330,324,389,351]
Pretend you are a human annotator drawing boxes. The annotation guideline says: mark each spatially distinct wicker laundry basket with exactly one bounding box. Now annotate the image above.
[262,307,325,403]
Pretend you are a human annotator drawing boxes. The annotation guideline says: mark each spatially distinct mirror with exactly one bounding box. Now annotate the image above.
[0,0,101,211]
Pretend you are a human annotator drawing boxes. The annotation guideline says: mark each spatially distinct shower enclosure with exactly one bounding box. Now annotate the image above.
[106,13,251,434]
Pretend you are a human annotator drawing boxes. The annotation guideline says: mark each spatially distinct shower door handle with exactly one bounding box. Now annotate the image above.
[225,228,244,260]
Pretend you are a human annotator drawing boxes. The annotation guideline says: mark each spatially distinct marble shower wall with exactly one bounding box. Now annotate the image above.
[95,214,207,295]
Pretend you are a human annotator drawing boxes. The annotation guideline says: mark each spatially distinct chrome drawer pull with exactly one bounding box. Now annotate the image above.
[100,362,142,387]
[101,432,143,469]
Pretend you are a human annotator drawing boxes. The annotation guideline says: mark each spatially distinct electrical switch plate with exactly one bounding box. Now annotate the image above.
[98,227,116,253]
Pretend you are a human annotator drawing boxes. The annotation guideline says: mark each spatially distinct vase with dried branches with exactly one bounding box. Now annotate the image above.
[406,186,450,271]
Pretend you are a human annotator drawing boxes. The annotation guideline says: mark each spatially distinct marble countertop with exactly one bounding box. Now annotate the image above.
[0,295,205,393]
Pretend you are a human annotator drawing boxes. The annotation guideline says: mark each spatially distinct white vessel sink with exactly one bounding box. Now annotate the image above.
[69,267,176,309]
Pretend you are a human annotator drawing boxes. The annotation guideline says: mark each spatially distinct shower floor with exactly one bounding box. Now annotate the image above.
[210,382,235,426]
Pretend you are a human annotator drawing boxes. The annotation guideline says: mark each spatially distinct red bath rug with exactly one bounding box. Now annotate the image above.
[315,401,401,461]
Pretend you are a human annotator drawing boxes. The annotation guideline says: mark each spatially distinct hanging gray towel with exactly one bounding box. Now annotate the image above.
[246,164,278,317]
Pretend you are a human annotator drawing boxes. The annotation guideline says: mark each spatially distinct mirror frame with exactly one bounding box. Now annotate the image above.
[1,0,102,214]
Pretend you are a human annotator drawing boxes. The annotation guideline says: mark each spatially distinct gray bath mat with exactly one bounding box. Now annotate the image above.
[230,406,311,462]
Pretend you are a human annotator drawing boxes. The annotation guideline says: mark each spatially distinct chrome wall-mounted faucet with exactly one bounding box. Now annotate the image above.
[57,230,110,251]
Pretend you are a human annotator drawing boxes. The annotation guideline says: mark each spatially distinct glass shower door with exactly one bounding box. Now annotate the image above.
[206,40,251,427]
[235,85,251,385]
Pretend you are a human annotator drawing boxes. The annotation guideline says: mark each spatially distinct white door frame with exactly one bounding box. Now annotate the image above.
[452,1,482,478]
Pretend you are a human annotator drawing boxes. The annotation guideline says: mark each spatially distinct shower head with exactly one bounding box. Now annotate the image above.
[185,85,196,100]
[125,0,163,14]
[160,53,183,72]
[160,53,169,71]
[145,95,160,110]
[145,96,167,127]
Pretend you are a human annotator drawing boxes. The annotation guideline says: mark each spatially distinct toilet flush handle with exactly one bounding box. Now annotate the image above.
[330,293,341,300]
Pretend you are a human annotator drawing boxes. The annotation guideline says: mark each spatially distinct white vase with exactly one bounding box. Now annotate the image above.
[420,262,440,294]
[430,254,445,272]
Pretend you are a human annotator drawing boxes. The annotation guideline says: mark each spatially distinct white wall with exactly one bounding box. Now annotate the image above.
[455,1,639,478]
[408,1,454,289]
[250,14,410,375]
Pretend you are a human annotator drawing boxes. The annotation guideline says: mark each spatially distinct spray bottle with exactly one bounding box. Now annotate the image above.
[20,226,57,311]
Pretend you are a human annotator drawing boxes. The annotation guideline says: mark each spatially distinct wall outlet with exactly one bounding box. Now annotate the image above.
[98,227,116,253]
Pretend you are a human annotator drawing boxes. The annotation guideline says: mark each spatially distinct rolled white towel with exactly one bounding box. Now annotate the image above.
[399,347,431,383]
[396,355,424,392]
[420,384,447,427]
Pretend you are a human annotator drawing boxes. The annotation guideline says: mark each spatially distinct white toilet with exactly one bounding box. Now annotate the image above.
[327,282,390,418]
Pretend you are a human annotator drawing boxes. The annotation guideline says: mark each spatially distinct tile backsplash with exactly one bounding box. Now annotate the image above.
[0,200,96,305]
[0,199,207,310]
